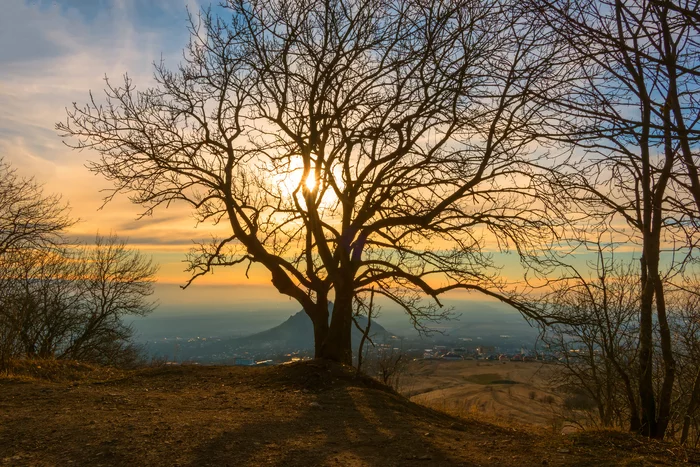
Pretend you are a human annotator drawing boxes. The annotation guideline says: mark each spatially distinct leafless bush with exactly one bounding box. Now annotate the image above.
[0,161,157,371]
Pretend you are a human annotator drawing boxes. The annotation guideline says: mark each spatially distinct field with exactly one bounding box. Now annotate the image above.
[401,360,566,429]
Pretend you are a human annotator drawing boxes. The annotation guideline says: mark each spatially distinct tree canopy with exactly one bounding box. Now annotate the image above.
[59,0,566,363]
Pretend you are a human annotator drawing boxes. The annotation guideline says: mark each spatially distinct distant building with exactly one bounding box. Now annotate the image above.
[442,352,463,361]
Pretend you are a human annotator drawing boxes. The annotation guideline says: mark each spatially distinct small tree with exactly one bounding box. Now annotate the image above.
[539,246,641,430]
[0,159,156,371]
[667,279,700,445]
[540,243,700,442]
[61,234,158,364]
[59,0,563,364]
[376,348,406,390]
[0,234,157,369]
[0,159,75,371]
[0,158,74,257]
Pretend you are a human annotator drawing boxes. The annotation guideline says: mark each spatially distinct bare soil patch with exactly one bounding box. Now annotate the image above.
[0,360,696,466]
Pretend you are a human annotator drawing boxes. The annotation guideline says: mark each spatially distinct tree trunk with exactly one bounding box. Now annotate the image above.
[319,287,353,365]
[681,367,700,445]
[355,288,375,375]
[639,253,657,437]
[309,300,330,360]
[654,271,675,439]
[610,358,641,432]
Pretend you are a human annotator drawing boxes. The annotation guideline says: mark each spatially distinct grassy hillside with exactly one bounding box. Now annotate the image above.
[402,360,563,429]
[0,360,696,466]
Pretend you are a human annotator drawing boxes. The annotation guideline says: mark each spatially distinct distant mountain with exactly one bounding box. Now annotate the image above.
[227,309,391,350]
[227,303,392,352]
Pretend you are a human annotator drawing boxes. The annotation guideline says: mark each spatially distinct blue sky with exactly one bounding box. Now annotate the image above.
[0,0,657,321]
[1,0,218,282]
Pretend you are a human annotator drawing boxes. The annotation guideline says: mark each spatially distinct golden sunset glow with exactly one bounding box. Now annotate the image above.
[305,171,316,191]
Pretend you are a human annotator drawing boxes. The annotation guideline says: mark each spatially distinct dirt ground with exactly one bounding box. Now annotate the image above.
[0,360,697,466]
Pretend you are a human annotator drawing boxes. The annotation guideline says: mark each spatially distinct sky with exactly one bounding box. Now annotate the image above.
[0,0,530,299]
[0,0,254,285]
[0,0,652,324]
[0,0,303,321]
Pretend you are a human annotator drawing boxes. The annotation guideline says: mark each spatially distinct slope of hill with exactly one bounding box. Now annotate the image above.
[0,360,696,466]
[401,360,562,428]
[229,308,391,351]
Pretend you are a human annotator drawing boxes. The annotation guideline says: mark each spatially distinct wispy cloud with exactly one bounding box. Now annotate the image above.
[0,0,213,282]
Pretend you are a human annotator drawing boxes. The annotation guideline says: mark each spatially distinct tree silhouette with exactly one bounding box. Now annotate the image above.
[59,0,563,363]
[0,158,74,257]
[532,0,700,438]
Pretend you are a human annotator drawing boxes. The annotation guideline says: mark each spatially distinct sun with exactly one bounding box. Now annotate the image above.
[269,155,342,209]
[304,172,316,191]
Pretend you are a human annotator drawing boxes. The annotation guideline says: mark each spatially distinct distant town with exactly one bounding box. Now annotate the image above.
[143,331,555,367]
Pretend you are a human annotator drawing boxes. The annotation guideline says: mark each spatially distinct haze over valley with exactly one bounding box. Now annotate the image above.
[130,284,539,363]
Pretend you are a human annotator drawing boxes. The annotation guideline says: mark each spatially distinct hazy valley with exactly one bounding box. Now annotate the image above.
[130,288,540,364]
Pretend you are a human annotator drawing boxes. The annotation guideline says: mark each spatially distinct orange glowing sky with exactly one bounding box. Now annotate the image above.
[1,0,652,307]
[0,0,249,285]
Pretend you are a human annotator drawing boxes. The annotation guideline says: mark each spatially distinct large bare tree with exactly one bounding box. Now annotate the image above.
[533,0,700,438]
[59,0,563,364]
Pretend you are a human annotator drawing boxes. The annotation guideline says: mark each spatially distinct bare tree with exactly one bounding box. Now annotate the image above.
[59,0,564,364]
[0,158,74,257]
[666,279,700,445]
[532,0,700,438]
[0,234,157,370]
[0,159,75,371]
[0,159,156,370]
[540,243,700,443]
[61,234,158,364]
[539,245,641,431]
[8,248,82,360]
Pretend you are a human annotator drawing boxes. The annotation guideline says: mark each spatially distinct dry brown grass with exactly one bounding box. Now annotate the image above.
[2,358,127,383]
[401,360,577,431]
[0,359,696,466]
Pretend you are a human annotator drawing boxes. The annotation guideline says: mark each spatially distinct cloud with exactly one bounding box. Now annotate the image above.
[69,232,210,248]
[0,2,198,224]
[0,1,278,288]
